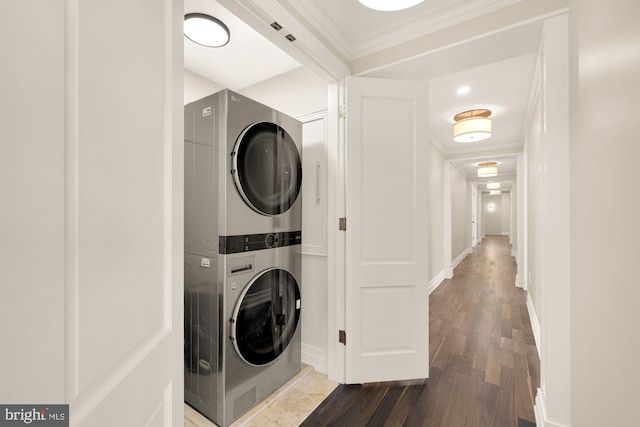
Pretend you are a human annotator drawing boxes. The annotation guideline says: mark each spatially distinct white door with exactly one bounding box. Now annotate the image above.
[472,185,478,247]
[344,76,429,384]
[67,2,184,425]
[1,1,184,426]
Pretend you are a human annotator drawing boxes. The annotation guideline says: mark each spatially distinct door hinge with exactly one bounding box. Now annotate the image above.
[339,104,347,119]
[339,330,346,345]
[338,217,346,231]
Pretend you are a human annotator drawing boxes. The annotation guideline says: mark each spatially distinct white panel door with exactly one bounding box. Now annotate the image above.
[66,1,184,425]
[472,185,478,247]
[345,76,429,384]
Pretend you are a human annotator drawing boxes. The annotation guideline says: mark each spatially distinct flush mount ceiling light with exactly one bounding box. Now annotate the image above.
[453,109,492,143]
[486,182,501,190]
[184,13,230,48]
[489,190,502,195]
[477,161,498,177]
[358,0,424,11]
[457,86,470,95]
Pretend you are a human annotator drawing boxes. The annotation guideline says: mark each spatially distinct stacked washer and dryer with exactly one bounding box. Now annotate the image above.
[184,90,303,427]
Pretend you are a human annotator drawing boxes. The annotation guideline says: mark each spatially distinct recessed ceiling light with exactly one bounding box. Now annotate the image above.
[358,0,424,12]
[184,13,230,48]
[457,86,470,95]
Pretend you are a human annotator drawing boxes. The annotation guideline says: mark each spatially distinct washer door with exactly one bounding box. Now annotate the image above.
[232,122,302,216]
[231,268,301,366]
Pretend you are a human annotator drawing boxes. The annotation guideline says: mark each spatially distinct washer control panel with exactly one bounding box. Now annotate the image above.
[219,231,301,254]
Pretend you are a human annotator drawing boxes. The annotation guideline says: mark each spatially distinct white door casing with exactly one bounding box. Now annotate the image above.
[344,76,429,384]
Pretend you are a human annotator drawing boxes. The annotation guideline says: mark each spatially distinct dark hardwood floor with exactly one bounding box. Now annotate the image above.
[302,236,539,427]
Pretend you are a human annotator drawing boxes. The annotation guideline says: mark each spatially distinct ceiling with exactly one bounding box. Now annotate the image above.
[184,0,550,191]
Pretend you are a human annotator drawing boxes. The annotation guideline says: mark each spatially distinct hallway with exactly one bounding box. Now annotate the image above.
[302,236,539,426]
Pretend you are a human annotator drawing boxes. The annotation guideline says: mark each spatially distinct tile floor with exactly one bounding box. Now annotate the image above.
[184,366,338,427]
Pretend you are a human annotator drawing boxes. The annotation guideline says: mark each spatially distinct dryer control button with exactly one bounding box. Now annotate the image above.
[265,233,278,248]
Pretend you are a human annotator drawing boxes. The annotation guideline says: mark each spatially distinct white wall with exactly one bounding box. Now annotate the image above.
[428,143,445,285]
[501,192,511,235]
[525,14,571,427]
[184,66,328,118]
[483,194,503,235]
[184,68,224,104]
[526,95,542,322]
[450,166,470,261]
[569,1,640,426]
[0,0,66,402]
[239,67,328,118]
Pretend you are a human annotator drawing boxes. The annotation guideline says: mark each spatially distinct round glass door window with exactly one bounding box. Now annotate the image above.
[232,122,302,216]
[231,268,301,366]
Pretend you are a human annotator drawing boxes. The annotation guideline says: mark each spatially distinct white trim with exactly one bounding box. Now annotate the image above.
[301,343,328,375]
[301,250,328,257]
[445,247,471,278]
[216,0,350,82]
[501,231,511,236]
[287,0,524,60]
[325,81,345,384]
[451,247,472,270]
[515,273,525,290]
[535,387,570,427]
[298,110,330,256]
[428,133,447,155]
[527,292,541,357]
[511,249,517,258]
[428,270,447,295]
[443,161,453,278]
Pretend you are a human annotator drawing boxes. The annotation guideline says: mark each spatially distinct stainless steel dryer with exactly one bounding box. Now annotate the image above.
[217,89,302,238]
[184,90,303,427]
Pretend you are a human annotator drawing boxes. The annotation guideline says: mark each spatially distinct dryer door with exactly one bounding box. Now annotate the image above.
[231,268,301,366]
[232,122,302,216]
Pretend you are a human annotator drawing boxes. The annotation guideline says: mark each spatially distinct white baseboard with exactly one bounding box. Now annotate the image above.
[535,387,570,427]
[515,273,525,289]
[526,292,541,357]
[502,232,511,236]
[450,247,472,271]
[301,343,327,374]
[445,268,454,279]
[511,249,517,258]
[428,270,446,295]
[534,388,545,427]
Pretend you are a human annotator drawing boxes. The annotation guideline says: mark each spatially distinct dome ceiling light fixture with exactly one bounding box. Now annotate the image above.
[184,13,230,48]
[453,108,492,143]
[489,190,502,195]
[486,182,501,190]
[477,161,498,178]
[358,0,424,12]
